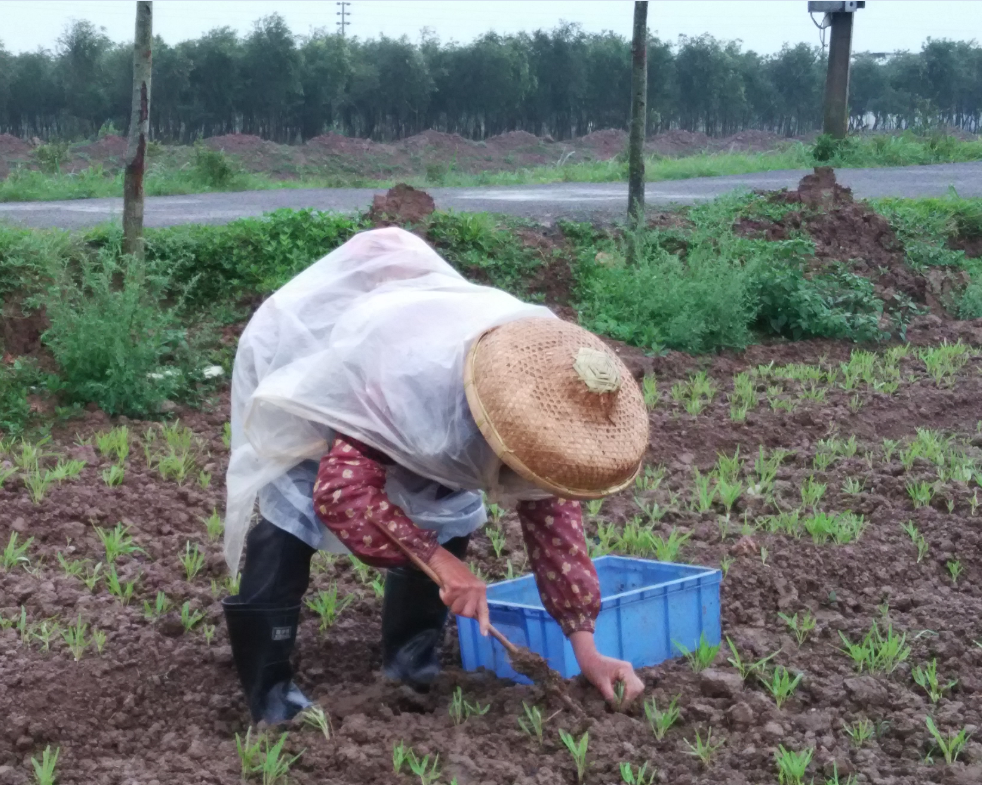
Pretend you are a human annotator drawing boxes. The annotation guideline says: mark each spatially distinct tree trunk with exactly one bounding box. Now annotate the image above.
[123,2,153,258]
[627,1,648,229]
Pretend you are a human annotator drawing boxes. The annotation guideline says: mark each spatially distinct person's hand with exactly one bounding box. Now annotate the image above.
[570,631,644,705]
[427,546,490,636]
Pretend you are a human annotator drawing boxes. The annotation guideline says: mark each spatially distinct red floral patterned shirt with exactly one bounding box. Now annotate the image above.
[313,434,601,635]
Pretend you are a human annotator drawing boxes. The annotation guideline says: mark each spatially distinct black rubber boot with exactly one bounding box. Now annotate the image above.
[222,598,312,724]
[381,535,470,691]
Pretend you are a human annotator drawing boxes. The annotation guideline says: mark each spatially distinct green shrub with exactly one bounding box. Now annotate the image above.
[33,142,71,175]
[191,143,243,189]
[0,359,45,437]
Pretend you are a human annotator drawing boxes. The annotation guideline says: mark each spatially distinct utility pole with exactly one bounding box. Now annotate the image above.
[627,1,647,230]
[809,1,864,139]
[337,2,351,37]
[123,1,152,258]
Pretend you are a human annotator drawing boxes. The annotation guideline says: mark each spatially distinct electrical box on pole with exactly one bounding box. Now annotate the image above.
[809,1,864,139]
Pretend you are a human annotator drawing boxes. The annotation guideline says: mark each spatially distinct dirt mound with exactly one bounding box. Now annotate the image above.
[367,183,435,226]
[0,301,48,357]
[0,133,31,157]
[75,134,127,160]
[486,130,542,150]
[578,128,628,158]
[204,134,266,153]
[647,129,712,156]
[713,129,786,153]
[400,129,472,151]
[305,133,383,156]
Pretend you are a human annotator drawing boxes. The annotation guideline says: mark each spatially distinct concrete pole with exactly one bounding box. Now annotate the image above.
[822,10,853,139]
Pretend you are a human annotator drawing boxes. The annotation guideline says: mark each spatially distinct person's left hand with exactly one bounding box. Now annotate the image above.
[570,631,644,705]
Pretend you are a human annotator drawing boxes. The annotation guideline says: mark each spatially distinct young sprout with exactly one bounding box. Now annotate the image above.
[842,476,864,495]
[61,615,90,661]
[106,565,138,605]
[222,422,232,449]
[778,611,817,647]
[202,509,224,541]
[844,718,874,748]
[179,541,206,581]
[800,475,827,508]
[619,761,656,785]
[643,695,680,740]
[101,464,125,487]
[584,498,604,518]
[81,562,104,592]
[947,560,963,585]
[838,621,910,674]
[901,520,929,562]
[641,374,658,410]
[486,501,505,525]
[925,716,971,764]
[95,425,130,462]
[30,745,60,785]
[448,686,490,725]
[487,526,507,558]
[760,546,769,566]
[775,745,813,785]
[235,729,304,783]
[56,552,86,579]
[690,469,718,513]
[518,702,545,745]
[650,528,690,562]
[305,584,354,633]
[684,728,723,767]
[94,523,145,564]
[912,659,957,703]
[202,624,216,645]
[92,628,107,654]
[198,470,212,489]
[906,481,935,509]
[1,532,32,571]
[720,555,735,577]
[675,634,720,672]
[558,730,589,784]
[762,665,803,709]
[392,741,411,774]
[408,752,442,785]
[369,576,385,599]
[143,591,172,621]
[725,637,781,682]
[300,705,333,740]
[180,601,204,632]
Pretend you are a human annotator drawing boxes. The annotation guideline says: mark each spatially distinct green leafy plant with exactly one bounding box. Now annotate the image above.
[518,702,546,745]
[487,526,506,558]
[778,611,817,646]
[106,565,138,605]
[143,591,172,622]
[643,694,680,740]
[202,508,224,541]
[641,374,658,409]
[305,584,353,633]
[180,601,204,632]
[179,541,206,581]
[393,741,411,774]
[675,633,720,672]
[838,621,911,674]
[726,637,780,681]
[1,531,32,571]
[684,727,723,767]
[925,716,970,764]
[907,480,935,508]
[650,528,691,562]
[775,745,813,785]
[101,464,125,486]
[407,752,442,785]
[235,728,304,784]
[901,520,930,562]
[800,475,827,507]
[947,560,963,584]
[762,665,803,709]
[448,686,490,725]
[61,615,90,661]
[30,745,60,785]
[95,523,145,564]
[620,761,656,785]
[558,730,589,784]
[95,425,130,462]
[844,718,874,748]
[912,660,957,703]
[80,562,103,592]
[300,705,332,740]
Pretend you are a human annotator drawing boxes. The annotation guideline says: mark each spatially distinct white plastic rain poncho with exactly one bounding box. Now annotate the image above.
[224,227,556,572]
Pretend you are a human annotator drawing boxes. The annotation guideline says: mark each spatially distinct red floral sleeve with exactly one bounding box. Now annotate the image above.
[517,499,601,636]
[313,435,439,569]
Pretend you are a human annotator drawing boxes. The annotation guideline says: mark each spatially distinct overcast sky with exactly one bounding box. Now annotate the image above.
[1,1,978,55]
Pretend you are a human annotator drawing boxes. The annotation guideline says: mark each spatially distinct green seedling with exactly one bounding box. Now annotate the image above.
[762,665,803,709]
[56,552,86,578]
[803,511,866,545]
[81,562,103,592]
[778,611,817,646]
[30,618,61,652]
[800,475,826,507]
[558,730,589,784]
[305,584,353,633]
[23,467,53,503]
[1,531,32,571]
[518,702,546,745]
[486,501,505,525]
[947,560,963,585]
[30,745,60,785]
[882,438,900,463]
[635,464,664,492]
[61,615,90,661]
[487,526,506,558]
[726,637,780,681]
[48,459,86,482]
[448,686,490,725]
[15,606,29,645]
[642,374,658,409]
[620,761,656,785]
[347,555,373,584]
[202,624,215,645]
[236,728,304,784]
[844,718,874,748]
[775,745,813,785]
[643,694,680,740]
[753,446,787,492]
[222,422,232,449]
[901,521,930,562]
[907,481,935,508]
[143,591,172,622]
[179,541,206,581]
[691,469,718,513]
[94,523,145,563]
[676,634,720,672]
[101,464,125,486]
[912,660,957,703]
[720,555,734,576]
[93,628,107,654]
[180,601,204,632]
[393,741,411,774]
[300,705,332,740]
[760,546,769,566]
[825,762,859,785]
[635,496,666,524]
[202,508,224,541]
[0,463,15,488]
[838,621,911,674]
[408,752,441,785]
[584,498,604,518]
[368,577,384,598]
[310,551,336,575]
[684,727,722,767]
[716,478,742,513]
[198,470,212,489]
[106,565,137,605]
[95,426,130,462]
[842,477,865,495]
[925,716,970,764]
[650,528,690,562]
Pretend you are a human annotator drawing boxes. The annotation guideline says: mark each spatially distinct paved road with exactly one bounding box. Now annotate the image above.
[2,161,981,229]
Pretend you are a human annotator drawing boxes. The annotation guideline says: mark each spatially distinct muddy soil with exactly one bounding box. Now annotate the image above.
[3,315,982,784]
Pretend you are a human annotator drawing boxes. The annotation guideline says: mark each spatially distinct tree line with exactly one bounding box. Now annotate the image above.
[1,15,980,144]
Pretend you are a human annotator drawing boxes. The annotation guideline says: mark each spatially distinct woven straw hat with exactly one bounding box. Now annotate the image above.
[464,318,649,499]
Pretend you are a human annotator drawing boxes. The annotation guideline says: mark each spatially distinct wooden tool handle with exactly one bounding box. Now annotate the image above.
[373,523,520,655]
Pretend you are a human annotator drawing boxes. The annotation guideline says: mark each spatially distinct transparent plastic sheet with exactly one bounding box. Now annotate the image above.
[224,227,555,572]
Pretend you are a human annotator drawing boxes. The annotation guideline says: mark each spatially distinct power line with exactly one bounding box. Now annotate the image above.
[337,2,351,37]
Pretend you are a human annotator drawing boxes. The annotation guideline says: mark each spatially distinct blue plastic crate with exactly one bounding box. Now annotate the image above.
[457,555,721,684]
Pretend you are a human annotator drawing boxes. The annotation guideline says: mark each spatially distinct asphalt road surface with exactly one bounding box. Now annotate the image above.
[2,161,981,229]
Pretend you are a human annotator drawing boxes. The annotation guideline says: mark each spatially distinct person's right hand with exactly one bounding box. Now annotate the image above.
[427,547,490,636]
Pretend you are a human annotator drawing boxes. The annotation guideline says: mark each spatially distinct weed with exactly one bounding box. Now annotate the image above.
[558,730,589,783]
[912,660,957,703]
[305,584,353,633]
[901,520,929,562]
[81,562,103,592]
[300,705,332,740]
[408,752,442,785]
[61,615,90,661]
[102,464,125,486]
[775,746,813,785]
[56,552,86,578]
[95,523,145,563]
[487,526,506,558]
[675,633,720,672]
[448,686,490,725]
[684,727,723,767]
[620,761,656,785]
[650,528,691,562]
[844,718,875,748]
[202,508,224,541]
[726,637,780,681]
[803,511,866,545]
[179,541,206,581]
[634,464,665,492]
[842,477,865,495]
[235,728,304,784]
[106,565,138,605]
[947,560,963,584]
[642,374,658,409]
[518,702,545,745]
[95,426,130,462]
[925,716,970,764]
[762,665,803,709]
[392,741,411,774]
[143,591,172,622]
[1,531,32,571]
[800,475,827,507]
[180,601,204,632]
[691,469,718,512]
[30,745,60,785]
[838,621,911,674]
[644,694,680,740]
[31,619,60,652]
[93,628,107,653]
[907,480,935,508]
[778,611,817,646]
[584,498,604,518]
